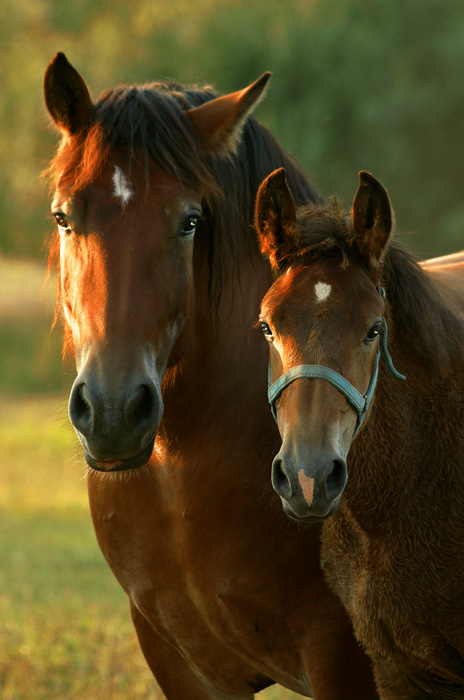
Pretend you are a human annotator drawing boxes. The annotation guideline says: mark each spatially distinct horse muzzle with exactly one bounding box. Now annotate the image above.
[68,348,163,471]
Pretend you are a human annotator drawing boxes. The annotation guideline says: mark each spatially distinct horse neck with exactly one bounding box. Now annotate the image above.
[158,241,277,461]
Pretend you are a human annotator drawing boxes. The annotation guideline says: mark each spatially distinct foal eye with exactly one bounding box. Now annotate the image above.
[180,215,199,237]
[364,323,382,343]
[260,321,274,340]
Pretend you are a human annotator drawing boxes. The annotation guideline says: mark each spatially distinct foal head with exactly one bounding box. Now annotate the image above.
[44,53,270,472]
[256,168,399,522]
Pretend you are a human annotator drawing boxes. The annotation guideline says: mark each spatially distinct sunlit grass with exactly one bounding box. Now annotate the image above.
[0,509,157,700]
[0,395,307,699]
[0,395,84,510]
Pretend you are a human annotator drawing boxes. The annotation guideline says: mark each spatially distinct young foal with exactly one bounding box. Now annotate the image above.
[256,168,464,699]
[43,54,378,699]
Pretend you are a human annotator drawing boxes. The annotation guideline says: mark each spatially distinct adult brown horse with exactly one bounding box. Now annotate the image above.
[255,167,464,699]
[43,54,378,699]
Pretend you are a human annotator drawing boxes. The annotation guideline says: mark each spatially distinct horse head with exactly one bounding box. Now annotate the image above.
[44,53,270,472]
[256,168,403,521]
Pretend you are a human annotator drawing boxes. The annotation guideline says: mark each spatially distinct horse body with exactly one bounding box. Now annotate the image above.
[255,169,464,699]
[89,431,320,696]
[421,253,464,310]
[43,54,378,699]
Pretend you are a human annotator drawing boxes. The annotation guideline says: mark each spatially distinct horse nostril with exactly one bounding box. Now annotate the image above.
[271,456,292,500]
[69,382,93,436]
[325,458,347,498]
[125,383,158,428]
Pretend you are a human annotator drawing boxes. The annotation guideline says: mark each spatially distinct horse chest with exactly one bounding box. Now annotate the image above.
[87,467,312,691]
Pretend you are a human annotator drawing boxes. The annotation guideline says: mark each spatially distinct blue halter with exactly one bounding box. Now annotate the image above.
[267,288,405,436]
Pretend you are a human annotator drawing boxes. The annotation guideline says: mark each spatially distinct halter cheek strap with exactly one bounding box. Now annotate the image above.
[267,288,405,437]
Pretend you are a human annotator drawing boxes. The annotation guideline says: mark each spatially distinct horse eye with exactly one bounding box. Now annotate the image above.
[180,215,199,237]
[364,323,382,343]
[260,321,274,340]
[53,213,71,233]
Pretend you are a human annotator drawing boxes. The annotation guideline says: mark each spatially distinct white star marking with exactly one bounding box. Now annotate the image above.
[112,166,134,207]
[314,281,332,302]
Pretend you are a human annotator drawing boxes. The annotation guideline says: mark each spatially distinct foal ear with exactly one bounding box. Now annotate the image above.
[44,53,93,135]
[255,168,297,272]
[351,171,393,264]
[186,72,271,157]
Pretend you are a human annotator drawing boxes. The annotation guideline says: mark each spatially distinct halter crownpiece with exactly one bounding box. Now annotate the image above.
[267,287,406,436]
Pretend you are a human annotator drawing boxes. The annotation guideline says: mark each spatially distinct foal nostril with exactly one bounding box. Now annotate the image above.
[271,456,293,500]
[324,458,347,498]
[69,382,93,436]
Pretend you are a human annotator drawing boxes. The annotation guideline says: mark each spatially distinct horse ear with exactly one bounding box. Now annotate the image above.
[255,168,297,271]
[44,53,93,135]
[351,171,393,264]
[186,72,271,157]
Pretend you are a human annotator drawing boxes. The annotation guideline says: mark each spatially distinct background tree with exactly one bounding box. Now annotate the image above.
[2,0,464,258]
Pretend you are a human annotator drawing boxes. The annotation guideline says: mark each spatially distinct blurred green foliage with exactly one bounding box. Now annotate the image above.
[0,257,69,395]
[0,320,63,394]
[2,0,464,260]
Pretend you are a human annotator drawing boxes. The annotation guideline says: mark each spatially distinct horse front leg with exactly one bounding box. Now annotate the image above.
[129,602,256,700]
[299,603,379,700]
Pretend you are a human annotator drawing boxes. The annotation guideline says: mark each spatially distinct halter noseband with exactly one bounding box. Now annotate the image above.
[267,288,406,436]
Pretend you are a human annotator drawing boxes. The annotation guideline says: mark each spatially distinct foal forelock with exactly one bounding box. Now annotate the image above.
[283,201,464,371]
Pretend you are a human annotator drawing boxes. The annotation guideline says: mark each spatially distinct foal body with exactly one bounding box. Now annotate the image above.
[256,168,464,699]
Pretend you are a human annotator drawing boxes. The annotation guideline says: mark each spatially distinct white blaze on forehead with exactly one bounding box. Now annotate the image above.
[112,166,134,206]
[314,281,332,303]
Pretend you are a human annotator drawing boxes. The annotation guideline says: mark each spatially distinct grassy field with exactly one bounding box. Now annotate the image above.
[0,258,307,699]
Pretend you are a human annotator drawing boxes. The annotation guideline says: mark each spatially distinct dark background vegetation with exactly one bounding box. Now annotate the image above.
[3,0,464,265]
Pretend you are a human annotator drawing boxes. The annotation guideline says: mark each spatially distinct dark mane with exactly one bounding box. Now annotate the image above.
[288,199,464,370]
[45,79,319,306]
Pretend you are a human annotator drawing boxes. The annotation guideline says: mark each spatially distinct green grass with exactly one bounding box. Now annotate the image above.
[0,395,307,699]
[0,510,156,700]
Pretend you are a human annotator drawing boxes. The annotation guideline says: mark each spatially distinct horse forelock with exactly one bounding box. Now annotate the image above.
[45,81,219,200]
[44,78,318,345]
